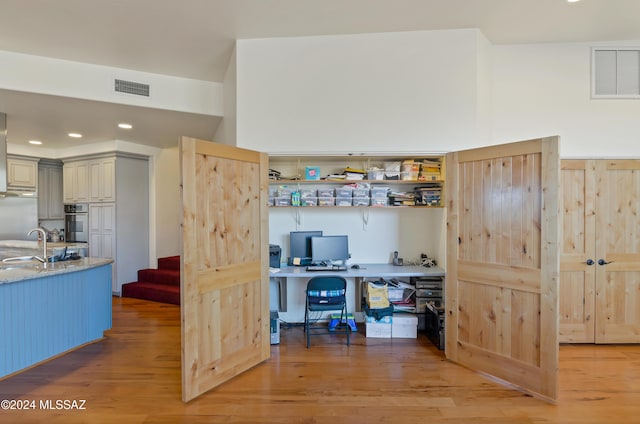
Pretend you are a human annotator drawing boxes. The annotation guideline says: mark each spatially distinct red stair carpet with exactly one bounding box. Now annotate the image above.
[121,256,181,305]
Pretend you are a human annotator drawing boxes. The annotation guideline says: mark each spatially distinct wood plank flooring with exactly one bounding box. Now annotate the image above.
[2,297,640,423]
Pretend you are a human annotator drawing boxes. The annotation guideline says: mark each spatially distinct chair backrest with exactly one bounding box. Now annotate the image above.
[306,276,347,293]
[306,276,347,307]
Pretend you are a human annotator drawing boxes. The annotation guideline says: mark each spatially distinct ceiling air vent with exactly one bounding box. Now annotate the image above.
[114,79,150,97]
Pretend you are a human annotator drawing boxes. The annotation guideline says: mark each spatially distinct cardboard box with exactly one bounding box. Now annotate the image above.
[365,314,392,338]
[305,166,321,180]
[392,313,418,338]
[366,281,390,309]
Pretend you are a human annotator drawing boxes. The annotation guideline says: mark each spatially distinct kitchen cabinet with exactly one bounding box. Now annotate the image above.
[71,153,149,294]
[90,203,115,259]
[63,161,90,203]
[38,159,64,220]
[560,159,640,343]
[89,157,116,202]
[7,155,38,190]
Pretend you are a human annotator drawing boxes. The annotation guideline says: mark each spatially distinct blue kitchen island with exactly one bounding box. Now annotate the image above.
[0,245,113,379]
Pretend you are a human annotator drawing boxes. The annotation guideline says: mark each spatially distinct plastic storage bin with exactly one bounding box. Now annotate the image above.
[336,196,353,206]
[371,197,388,207]
[300,188,317,198]
[353,197,370,206]
[301,197,318,206]
[318,197,335,206]
[317,188,334,197]
[335,187,353,197]
[274,196,292,206]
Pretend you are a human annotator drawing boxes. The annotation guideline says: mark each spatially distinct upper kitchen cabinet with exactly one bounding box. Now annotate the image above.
[89,157,116,202]
[63,161,90,203]
[64,156,117,203]
[38,159,64,220]
[7,155,39,190]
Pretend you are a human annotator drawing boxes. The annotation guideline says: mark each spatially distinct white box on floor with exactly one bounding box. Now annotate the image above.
[365,314,392,338]
[392,313,418,338]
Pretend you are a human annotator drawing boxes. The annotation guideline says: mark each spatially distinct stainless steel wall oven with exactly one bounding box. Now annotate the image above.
[64,203,89,243]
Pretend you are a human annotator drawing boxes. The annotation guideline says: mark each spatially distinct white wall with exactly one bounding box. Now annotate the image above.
[492,41,640,157]
[154,146,182,260]
[214,47,237,145]
[236,29,490,154]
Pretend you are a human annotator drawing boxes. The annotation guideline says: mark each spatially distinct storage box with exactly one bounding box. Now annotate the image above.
[366,281,390,309]
[335,187,353,197]
[367,169,385,180]
[274,196,291,206]
[392,313,418,338]
[365,314,392,338]
[371,197,388,207]
[270,311,280,344]
[352,188,370,197]
[301,197,318,206]
[352,197,370,206]
[317,188,335,197]
[336,196,353,206]
[275,187,293,197]
[365,321,392,338]
[300,188,317,198]
[370,187,390,198]
[305,166,321,181]
[318,197,335,206]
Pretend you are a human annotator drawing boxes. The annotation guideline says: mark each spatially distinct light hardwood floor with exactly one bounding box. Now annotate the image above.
[1,297,640,423]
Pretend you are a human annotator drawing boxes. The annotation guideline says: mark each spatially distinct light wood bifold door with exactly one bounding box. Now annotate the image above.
[560,159,640,343]
[446,137,560,401]
[180,137,270,402]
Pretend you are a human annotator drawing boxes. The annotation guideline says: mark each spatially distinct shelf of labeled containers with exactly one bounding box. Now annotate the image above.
[268,174,443,208]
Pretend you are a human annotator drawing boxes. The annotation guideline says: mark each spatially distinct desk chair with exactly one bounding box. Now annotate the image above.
[304,276,350,348]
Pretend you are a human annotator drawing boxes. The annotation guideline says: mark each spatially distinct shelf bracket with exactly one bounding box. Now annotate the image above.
[362,208,369,230]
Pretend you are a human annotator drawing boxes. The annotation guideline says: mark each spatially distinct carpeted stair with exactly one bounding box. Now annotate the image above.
[121,256,181,305]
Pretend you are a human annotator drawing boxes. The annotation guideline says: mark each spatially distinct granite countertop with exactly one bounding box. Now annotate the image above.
[0,241,112,284]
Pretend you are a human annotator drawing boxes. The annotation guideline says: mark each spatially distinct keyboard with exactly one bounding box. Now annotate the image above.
[306,265,348,272]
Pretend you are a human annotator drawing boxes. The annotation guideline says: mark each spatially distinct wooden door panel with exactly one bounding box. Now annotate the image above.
[559,161,596,342]
[597,271,640,343]
[181,137,270,402]
[447,137,560,401]
[595,160,640,343]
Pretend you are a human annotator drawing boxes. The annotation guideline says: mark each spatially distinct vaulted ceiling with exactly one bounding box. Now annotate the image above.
[1,0,639,151]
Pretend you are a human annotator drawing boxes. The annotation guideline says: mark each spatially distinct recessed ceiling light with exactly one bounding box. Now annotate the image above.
[567,0,581,3]
[68,133,83,138]
[28,140,42,145]
[118,123,133,129]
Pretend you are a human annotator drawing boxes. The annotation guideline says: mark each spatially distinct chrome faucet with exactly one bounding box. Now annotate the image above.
[28,228,48,264]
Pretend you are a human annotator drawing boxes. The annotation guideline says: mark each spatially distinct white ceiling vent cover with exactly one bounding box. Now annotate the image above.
[114,79,150,97]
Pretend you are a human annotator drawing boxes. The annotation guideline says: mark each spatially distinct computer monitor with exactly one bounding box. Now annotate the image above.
[289,230,323,265]
[310,235,349,265]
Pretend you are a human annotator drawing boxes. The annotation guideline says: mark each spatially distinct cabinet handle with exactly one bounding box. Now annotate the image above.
[585,259,594,266]
[598,259,614,265]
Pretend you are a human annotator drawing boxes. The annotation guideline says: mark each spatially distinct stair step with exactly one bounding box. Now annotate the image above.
[137,269,180,286]
[121,281,180,305]
[122,256,181,305]
[158,256,180,271]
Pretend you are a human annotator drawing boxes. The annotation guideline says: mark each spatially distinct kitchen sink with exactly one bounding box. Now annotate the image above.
[2,256,38,264]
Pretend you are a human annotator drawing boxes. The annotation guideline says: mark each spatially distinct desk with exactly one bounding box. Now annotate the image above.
[271,264,445,312]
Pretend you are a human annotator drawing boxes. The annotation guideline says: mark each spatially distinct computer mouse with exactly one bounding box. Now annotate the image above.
[350,264,360,269]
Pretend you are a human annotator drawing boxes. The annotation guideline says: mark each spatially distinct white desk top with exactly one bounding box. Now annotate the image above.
[272,263,444,278]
